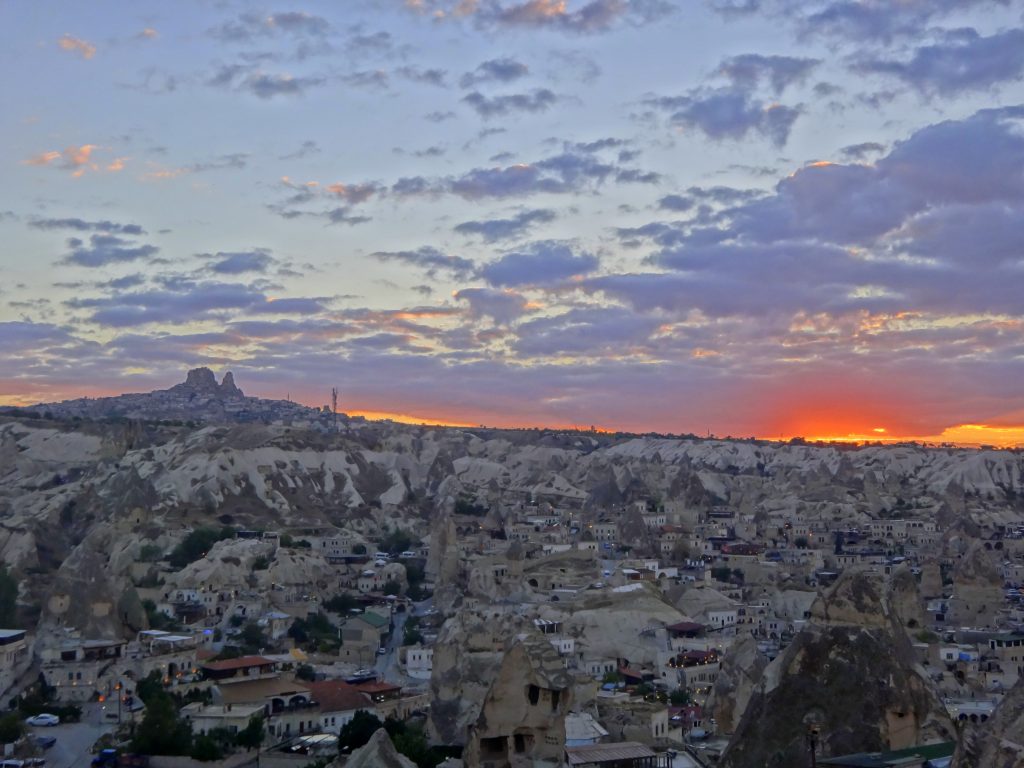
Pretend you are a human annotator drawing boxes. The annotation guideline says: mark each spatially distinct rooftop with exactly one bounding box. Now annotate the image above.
[566,741,657,765]
[202,655,276,672]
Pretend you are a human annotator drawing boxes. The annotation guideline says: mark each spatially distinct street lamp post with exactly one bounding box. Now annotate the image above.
[806,724,820,768]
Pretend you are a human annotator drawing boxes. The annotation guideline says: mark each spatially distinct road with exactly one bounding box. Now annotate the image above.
[25,703,116,768]
[373,597,433,687]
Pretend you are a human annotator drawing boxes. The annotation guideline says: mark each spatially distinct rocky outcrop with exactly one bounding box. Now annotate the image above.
[955,677,1024,768]
[707,633,769,734]
[343,728,416,768]
[719,571,955,768]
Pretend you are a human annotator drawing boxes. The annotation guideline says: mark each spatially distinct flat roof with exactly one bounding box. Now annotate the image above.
[202,655,276,671]
[566,742,657,765]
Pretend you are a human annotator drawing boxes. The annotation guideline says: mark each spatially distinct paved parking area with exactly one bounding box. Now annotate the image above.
[24,704,117,768]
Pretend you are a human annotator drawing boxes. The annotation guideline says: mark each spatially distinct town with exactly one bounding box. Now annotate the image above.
[1,371,1023,767]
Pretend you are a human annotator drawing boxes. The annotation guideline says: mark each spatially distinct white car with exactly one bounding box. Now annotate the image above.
[25,714,60,727]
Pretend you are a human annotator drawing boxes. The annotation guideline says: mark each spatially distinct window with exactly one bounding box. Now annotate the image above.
[551,690,560,712]
[514,734,526,753]
[527,685,540,705]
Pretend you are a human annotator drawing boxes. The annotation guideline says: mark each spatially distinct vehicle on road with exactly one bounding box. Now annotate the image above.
[25,714,60,727]
[91,749,118,768]
[377,647,387,655]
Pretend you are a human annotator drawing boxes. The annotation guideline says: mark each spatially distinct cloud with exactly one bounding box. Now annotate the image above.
[454,208,557,241]
[646,89,802,147]
[658,194,695,212]
[23,144,108,176]
[854,28,1024,96]
[715,53,820,94]
[210,11,331,42]
[280,140,321,160]
[454,287,530,323]
[61,234,161,268]
[57,34,96,59]
[245,72,326,98]
[462,88,557,118]
[460,57,530,87]
[485,0,673,33]
[397,66,448,86]
[190,153,249,172]
[479,241,599,286]
[68,281,268,327]
[206,250,275,274]
[840,141,886,161]
[799,0,1007,44]
[29,218,146,235]
[371,247,476,279]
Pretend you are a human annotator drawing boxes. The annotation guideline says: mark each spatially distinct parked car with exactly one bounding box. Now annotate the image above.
[91,750,118,768]
[32,735,57,750]
[25,714,60,727]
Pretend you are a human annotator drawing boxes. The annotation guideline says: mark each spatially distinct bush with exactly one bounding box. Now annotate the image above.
[380,529,413,555]
[138,544,164,562]
[323,593,358,614]
[0,712,23,744]
[168,527,235,569]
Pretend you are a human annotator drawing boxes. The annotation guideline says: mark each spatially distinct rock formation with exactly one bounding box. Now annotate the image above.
[343,728,417,768]
[718,571,955,768]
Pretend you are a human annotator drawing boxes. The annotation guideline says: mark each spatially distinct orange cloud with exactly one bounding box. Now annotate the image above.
[58,34,96,59]
[140,28,158,39]
[24,150,61,166]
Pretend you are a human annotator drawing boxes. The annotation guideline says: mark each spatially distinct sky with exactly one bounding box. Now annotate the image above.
[2,0,1024,445]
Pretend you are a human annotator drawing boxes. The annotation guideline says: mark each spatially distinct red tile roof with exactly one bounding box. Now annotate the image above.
[306,680,372,714]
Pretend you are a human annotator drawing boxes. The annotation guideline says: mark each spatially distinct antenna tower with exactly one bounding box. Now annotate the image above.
[331,386,338,431]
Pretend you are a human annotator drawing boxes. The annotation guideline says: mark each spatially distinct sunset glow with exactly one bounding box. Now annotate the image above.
[1,2,1022,447]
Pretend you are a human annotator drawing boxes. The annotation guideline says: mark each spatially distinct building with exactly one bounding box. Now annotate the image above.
[565,742,666,767]
[0,629,28,697]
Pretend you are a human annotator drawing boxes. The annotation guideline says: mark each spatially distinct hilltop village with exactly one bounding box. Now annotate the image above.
[1,370,1023,768]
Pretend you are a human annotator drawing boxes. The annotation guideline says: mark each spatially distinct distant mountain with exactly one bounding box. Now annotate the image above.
[13,367,331,426]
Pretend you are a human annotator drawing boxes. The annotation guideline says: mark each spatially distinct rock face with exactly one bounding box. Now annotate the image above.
[955,677,1024,768]
[707,633,769,734]
[718,571,955,768]
[343,728,416,768]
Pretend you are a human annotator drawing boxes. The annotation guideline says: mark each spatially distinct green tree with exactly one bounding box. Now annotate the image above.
[190,733,223,762]
[669,688,690,706]
[168,527,235,569]
[382,579,402,597]
[352,543,367,555]
[337,711,382,753]
[0,712,23,744]
[238,622,267,653]
[323,593,358,614]
[136,670,165,705]
[0,565,19,628]
[236,715,264,750]
[380,529,413,555]
[295,664,316,682]
[138,544,164,562]
[131,691,193,756]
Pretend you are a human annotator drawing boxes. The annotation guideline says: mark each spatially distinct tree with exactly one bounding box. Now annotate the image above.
[168,527,234,569]
[352,543,367,555]
[131,690,193,756]
[323,593,358,614]
[669,688,690,706]
[295,664,316,682]
[380,529,413,555]
[0,712,23,744]
[0,565,18,627]
[238,622,267,653]
[236,715,264,750]
[190,733,223,762]
[710,566,731,582]
[136,670,165,704]
[337,711,382,753]
[138,544,164,562]
[382,579,402,597]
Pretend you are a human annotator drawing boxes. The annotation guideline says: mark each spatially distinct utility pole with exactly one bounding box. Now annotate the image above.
[331,387,338,432]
